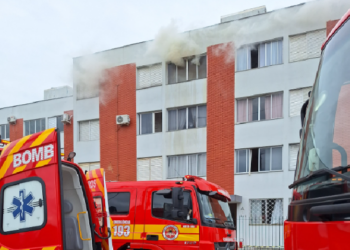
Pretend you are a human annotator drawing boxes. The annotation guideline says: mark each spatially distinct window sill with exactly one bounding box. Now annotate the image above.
[289,56,320,64]
[235,117,283,125]
[136,84,162,90]
[168,77,207,85]
[137,132,162,136]
[167,127,207,132]
[236,63,283,73]
[235,170,283,175]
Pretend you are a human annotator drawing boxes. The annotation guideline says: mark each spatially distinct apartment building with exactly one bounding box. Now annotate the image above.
[1,1,347,239]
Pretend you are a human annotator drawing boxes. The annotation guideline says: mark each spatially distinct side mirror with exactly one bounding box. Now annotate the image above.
[67,151,76,162]
[209,191,217,197]
[171,187,184,219]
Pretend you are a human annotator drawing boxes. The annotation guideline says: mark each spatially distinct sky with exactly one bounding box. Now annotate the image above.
[0,0,315,107]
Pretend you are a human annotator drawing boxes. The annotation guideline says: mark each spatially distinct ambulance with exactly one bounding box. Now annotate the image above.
[86,171,237,250]
[0,128,108,250]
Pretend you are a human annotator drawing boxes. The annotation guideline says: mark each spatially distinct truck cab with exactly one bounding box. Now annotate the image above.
[103,176,236,250]
[0,128,104,250]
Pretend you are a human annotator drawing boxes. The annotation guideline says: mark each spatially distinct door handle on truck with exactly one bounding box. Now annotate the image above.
[146,235,159,241]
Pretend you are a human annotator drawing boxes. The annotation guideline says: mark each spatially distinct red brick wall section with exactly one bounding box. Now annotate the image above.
[99,64,137,182]
[9,118,23,141]
[63,110,74,162]
[327,20,340,36]
[207,43,235,194]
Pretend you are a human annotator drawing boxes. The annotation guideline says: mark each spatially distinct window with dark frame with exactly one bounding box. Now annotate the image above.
[138,111,162,135]
[108,192,130,215]
[168,105,206,131]
[168,55,207,84]
[236,146,283,173]
[24,118,46,136]
[152,191,192,221]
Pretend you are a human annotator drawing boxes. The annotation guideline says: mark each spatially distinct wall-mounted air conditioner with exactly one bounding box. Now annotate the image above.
[62,113,72,124]
[7,116,16,124]
[116,115,130,126]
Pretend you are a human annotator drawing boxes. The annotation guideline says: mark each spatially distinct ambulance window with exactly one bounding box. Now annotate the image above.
[1,178,46,233]
[152,191,192,221]
[108,192,130,215]
[93,197,104,227]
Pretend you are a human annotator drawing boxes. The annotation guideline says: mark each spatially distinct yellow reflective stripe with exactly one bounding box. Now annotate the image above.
[92,170,105,194]
[0,246,9,250]
[35,158,52,168]
[30,128,55,148]
[1,144,10,156]
[12,165,26,174]
[144,224,199,234]
[0,135,31,179]
[42,247,57,250]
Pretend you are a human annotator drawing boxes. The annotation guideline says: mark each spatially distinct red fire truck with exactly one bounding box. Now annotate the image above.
[0,128,108,250]
[86,170,237,250]
[285,9,350,249]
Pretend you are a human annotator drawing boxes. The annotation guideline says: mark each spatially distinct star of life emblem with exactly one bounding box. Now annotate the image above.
[162,225,179,240]
[11,189,35,222]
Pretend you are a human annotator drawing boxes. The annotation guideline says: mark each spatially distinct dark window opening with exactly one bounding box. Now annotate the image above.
[260,96,266,120]
[177,65,186,83]
[251,148,259,172]
[251,98,259,121]
[188,60,197,81]
[198,55,207,79]
[108,192,130,215]
[250,46,259,69]
[168,63,176,84]
[155,112,162,132]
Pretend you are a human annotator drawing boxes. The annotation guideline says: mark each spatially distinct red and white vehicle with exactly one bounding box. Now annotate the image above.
[285,9,350,249]
[86,173,237,250]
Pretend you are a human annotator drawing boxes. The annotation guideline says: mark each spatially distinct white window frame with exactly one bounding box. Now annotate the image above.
[48,115,64,133]
[79,120,99,141]
[167,153,206,179]
[168,54,207,84]
[0,124,10,140]
[24,118,46,136]
[289,143,300,171]
[137,63,162,89]
[167,105,206,131]
[138,111,162,135]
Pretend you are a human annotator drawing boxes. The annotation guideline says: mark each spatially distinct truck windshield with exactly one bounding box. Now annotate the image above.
[197,191,234,229]
[294,17,350,200]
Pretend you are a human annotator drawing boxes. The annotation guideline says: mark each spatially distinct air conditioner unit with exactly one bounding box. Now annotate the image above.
[62,113,71,124]
[116,115,130,126]
[7,116,16,124]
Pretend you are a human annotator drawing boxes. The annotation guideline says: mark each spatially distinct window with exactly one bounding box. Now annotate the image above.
[79,162,100,173]
[289,144,299,171]
[250,199,283,224]
[2,179,46,233]
[168,105,206,131]
[289,87,312,117]
[24,118,45,136]
[152,191,192,220]
[289,29,326,62]
[48,116,64,133]
[0,124,9,140]
[138,64,162,89]
[237,92,283,123]
[137,157,163,181]
[236,146,283,173]
[79,120,99,141]
[108,192,130,215]
[168,55,207,84]
[167,153,206,178]
[237,39,283,71]
[138,112,162,135]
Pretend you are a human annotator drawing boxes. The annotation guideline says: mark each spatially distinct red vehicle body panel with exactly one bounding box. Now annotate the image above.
[101,177,236,250]
[0,129,100,250]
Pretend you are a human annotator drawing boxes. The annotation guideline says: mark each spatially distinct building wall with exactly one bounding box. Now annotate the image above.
[63,110,74,161]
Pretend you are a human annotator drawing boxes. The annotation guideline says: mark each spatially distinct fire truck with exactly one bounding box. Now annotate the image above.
[0,128,108,250]
[86,171,237,250]
[0,128,236,250]
[285,9,350,249]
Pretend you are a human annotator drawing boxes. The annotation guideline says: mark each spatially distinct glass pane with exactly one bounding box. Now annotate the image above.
[266,42,271,66]
[188,107,197,128]
[198,105,207,127]
[237,47,247,71]
[271,147,283,170]
[178,108,186,130]
[1,125,4,139]
[260,148,271,171]
[141,113,153,134]
[277,40,283,64]
[108,192,130,215]
[90,120,100,140]
[25,121,30,136]
[198,55,207,78]
[36,120,41,133]
[29,120,35,134]
[248,98,259,121]
[57,116,64,133]
[197,153,206,176]
[188,59,197,81]
[168,63,176,84]
[5,124,9,139]
[237,150,247,173]
[260,96,266,120]
[237,99,247,123]
[271,40,278,65]
[40,119,45,132]
[188,154,197,175]
[167,156,177,178]
[177,65,186,83]
[259,43,266,67]
[154,112,162,133]
[168,110,177,131]
[177,155,187,177]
